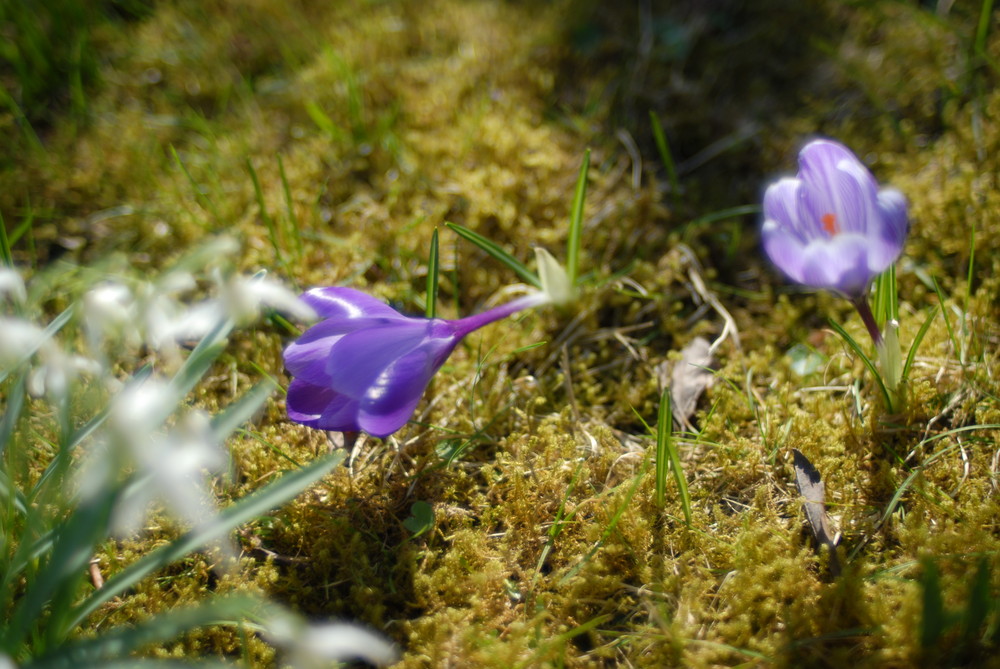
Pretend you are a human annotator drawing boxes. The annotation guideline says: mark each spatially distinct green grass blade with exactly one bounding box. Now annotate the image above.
[0,208,12,267]
[33,594,263,669]
[873,265,898,325]
[304,100,348,143]
[975,0,995,59]
[902,307,937,382]
[649,111,680,197]
[567,149,590,287]
[444,221,540,288]
[559,459,647,585]
[66,451,345,631]
[168,319,234,401]
[828,318,894,413]
[426,227,439,318]
[0,372,25,461]
[657,388,691,525]
[532,458,586,588]
[277,154,304,262]
[170,145,220,226]
[2,491,117,650]
[920,557,946,650]
[655,390,668,508]
[962,558,990,644]
[963,225,975,353]
[931,276,959,359]
[247,158,285,269]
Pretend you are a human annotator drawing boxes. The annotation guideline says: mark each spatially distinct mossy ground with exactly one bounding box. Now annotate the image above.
[3,0,1000,666]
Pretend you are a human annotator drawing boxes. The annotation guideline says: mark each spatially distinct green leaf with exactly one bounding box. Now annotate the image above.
[247,158,285,269]
[0,208,12,267]
[657,389,691,525]
[2,490,117,650]
[402,500,434,538]
[827,318,894,413]
[426,228,439,318]
[920,557,947,650]
[962,557,991,644]
[903,307,937,382]
[66,451,345,632]
[444,222,540,288]
[30,595,264,669]
[567,149,590,287]
[649,111,680,198]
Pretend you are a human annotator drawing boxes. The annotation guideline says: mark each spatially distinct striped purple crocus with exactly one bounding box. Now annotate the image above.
[283,287,547,438]
[762,138,909,301]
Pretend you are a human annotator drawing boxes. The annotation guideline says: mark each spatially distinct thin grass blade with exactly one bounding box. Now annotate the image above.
[567,149,590,287]
[649,111,680,197]
[658,389,691,524]
[277,154,305,262]
[31,595,264,669]
[426,227,439,318]
[247,158,285,269]
[932,276,960,361]
[827,318,894,412]
[0,209,12,267]
[444,222,540,288]
[902,307,937,382]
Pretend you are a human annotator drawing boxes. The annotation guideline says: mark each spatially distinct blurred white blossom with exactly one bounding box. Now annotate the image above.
[76,377,227,538]
[113,407,227,536]
[265,617,398,668]
[0,317,44,368]
[26,348,101,400]
[0,267,26,305]
[83,282,136,351]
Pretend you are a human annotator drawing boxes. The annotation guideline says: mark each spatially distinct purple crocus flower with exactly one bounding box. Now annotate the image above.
[283,287,547,438]
[761,138,908,298]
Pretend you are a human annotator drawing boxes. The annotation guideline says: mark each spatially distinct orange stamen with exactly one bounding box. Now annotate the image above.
[821,213,838,235]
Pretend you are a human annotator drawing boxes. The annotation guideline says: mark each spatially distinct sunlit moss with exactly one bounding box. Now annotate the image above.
[3,0,1000,665]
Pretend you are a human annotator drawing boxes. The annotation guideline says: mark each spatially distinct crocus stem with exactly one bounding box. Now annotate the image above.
[451,291,549,338]
[852,296,883,347]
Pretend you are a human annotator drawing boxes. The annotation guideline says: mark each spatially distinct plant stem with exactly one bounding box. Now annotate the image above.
[852,296,882,347]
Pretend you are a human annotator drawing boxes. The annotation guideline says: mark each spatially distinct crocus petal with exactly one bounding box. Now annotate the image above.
[284,317,399,385]
[357,347,445,437]
[761,138,909,297]
[799,234,873,295]
[323,321,432,396]
[761,218,809,284]
[763,178,807,242]
[797,140,880,237]
[877,187,909,247]
[301,287,405,321]
[286,379,360,431]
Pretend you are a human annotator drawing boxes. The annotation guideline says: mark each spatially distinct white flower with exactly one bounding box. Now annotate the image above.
[0,267,26,305]
[90,378,227,536]
[218,271,317,324]
[83,282,136,350]
[27,348,101,400]
[265,617,398,668]
[0,317,44,368]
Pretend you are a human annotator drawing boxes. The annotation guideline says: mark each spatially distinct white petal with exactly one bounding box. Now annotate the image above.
[0,267,26,304]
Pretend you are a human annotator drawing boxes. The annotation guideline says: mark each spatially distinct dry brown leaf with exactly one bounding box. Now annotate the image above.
[792,449,840,576]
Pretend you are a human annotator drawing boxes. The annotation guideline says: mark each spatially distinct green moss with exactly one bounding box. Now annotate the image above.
[5,0,1000,665]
